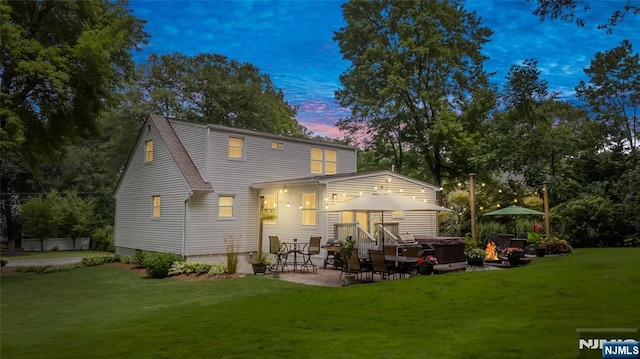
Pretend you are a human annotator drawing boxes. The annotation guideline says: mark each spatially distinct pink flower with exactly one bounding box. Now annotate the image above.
[532,222,543,232]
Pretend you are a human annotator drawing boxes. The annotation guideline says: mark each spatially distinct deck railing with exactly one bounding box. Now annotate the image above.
[333,223,377,253]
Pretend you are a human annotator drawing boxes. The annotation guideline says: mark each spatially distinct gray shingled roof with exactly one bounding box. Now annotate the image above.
[149,114,214,192]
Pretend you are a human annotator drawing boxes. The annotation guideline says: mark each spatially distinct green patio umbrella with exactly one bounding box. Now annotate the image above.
[483,205,544,237]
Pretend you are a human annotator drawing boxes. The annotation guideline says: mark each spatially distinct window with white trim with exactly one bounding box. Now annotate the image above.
[152,196,161,218]
[301,193,316,226]
[145,140,154,163]
[310,148,337,174]
[228,137,244,159]
[218,196,234,218]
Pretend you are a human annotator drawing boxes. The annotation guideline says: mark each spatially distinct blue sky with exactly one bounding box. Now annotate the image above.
[129,1,639,138]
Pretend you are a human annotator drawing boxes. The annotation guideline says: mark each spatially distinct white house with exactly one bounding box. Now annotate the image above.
[114,114,441,268]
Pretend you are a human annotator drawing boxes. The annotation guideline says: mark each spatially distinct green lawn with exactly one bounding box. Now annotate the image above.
[1,248,638,359]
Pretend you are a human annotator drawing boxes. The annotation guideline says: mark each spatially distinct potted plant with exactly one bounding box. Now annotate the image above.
[501,247,525,265]
[339,236,357,284]
[527,222,546,257]
[465,247,486,267]
[251,251,271,275]
[546,237,573,254]
[416,254,438,275]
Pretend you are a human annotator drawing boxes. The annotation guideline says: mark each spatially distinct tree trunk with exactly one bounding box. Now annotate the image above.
[1,176,16,251]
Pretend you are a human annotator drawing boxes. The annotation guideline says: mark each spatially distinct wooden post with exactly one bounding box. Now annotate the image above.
[258,196,264,255]
[543,181,551,239]
[470,173,477,246]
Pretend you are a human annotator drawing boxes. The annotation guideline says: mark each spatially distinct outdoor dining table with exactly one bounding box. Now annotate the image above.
[283,239,308,272]
[385,255,418,277]
[358,253,418,277]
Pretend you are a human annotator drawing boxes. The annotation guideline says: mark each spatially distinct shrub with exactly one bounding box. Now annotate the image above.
[42,264,83,273]
[144,252,184,279]
[91,224,114,252]
[134,249,147,266]
[168,262,211,275]
[208,264,228,275]
[225,240,239,275]
[81,255,119,266]
[120,255,132,264]
[16,264,82,273]
[551,195,618,247]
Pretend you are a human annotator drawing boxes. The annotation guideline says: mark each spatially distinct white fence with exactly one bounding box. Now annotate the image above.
[22,238,91,251]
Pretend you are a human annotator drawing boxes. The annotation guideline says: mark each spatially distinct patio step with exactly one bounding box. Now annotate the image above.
[433,262,467,274]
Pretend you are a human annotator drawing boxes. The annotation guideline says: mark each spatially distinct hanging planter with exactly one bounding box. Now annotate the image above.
[260,210,277,222]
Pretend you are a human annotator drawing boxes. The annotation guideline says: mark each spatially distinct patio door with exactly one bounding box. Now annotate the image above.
[340,211,368,229]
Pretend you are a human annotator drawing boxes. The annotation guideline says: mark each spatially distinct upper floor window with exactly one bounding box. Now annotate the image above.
[228,137,244,159]
[325,149,336,174]
[262,194,277,225]
[310,148,337,174]
[145,140,154,163]
[152,196,161,218]
[271,141,284,150]
[301,193,316,226]
[218,196,234,218]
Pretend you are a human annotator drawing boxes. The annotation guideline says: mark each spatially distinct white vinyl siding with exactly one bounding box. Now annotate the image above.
[117,117,358,258]
[115,119,191,254]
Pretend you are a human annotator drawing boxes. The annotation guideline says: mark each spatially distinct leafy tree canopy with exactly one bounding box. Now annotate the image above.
[529,0,640,33]
[0,0,148,167]
[576,40,639,153]
[334,0,495,186]
[125,52,310,137]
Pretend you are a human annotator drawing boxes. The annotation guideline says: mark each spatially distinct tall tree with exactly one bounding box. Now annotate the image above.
[486,59,587,188]
[576,40,640,153]
[0,0,148,249]
[529,0,640,33]
[334,0,495,186]
[128,52,310,137]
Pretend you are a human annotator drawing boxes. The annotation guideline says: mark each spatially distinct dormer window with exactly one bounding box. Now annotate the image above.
[145,140,154,163]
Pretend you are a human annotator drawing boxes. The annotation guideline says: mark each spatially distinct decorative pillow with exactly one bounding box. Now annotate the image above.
[399,233,415,244]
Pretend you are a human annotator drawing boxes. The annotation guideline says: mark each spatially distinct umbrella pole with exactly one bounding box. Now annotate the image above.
[381,211,385,249]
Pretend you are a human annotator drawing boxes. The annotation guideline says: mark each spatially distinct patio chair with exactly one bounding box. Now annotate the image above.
[269,236,288,271]
[300,236,321,273]
[369,249,398,280]
[346,249,372,282]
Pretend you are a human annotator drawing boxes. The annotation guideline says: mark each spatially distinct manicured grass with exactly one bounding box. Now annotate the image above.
[0,250,113,261]
[1,248,638,358]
